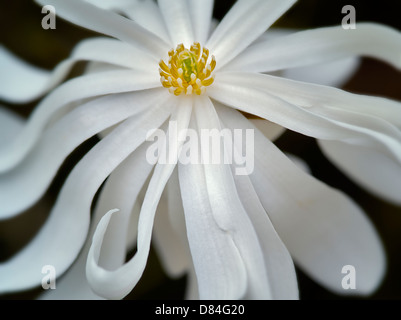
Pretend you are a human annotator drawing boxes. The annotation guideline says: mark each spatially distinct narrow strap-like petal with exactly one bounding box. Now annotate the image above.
[158,0,194,47]
[319,140,401,205]
[0,102,173,294]
[86,98,193,299]
[188,96,272,299]
[226,23,401,73]
[0,89,169,219]
[207,0,297,69]
[35,0,170,58]
[217,106,298,299]
[122,0,171,42]
[220,106,385,295]
[152,168,192,278]
[188,0,214,44]
[0,69,161,173]
[39,140,155,299]
[208,72,401,164]
[0,38,157,104]
[85,0,138,10]
[0,107,24,148]
[178,163,248,299]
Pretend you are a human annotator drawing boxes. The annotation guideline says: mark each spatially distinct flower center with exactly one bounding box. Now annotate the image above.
[159,42,216,96]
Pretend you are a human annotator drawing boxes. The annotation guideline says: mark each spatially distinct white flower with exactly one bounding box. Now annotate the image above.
[1,0,401,299]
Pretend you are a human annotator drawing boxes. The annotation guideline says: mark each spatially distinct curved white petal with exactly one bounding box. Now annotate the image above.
[0,46,51,104]
[39,139,156,300]
[226,23,401,73]
[85,0,138,10]
[220,106,385,295]
[188,96,271,299]
[209,73,356,140]
[249,118,285,141]
[188,0,214,44]
[0,69,161,173]
[0,107,24,148]
[209,72,401,163]
[207,0,297,69]
[153,169,192,278]
[0,38,158,104]
[185,263,199,300]
[178,162,248,300]
[0,89,169,219]
[86,98,193,299]
[218,107,298,299]
[282,57,360,88]
[0,100,173,294]
[122,0,171,41]
[319,140,401,205]
[241,72,401,129]
[35,0,170,58]
[158,0,194,47]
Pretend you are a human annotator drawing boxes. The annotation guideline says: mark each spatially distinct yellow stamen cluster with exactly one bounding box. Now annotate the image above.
[159,42,216,96]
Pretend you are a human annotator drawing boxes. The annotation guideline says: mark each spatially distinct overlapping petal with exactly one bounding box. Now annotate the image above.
[0,89,169,219]
[40,140,155,299]
[0,107,24,148]
[319,140,401,205]
[0,100,173,293]
[207,0,297,69]
[183,96,272,299]
[0,69,161,173]
[226,23,401,73]
[158,0,194,47]
[188,0,214,44]
[209,72,401,164]
[86,97,193,299]
[35,0,170,58]
[219,105,385,295]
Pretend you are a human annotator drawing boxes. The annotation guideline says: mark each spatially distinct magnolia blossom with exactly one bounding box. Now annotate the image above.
[1,0,401,300]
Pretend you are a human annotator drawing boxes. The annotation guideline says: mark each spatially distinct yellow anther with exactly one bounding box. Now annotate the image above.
[159,43,216,96]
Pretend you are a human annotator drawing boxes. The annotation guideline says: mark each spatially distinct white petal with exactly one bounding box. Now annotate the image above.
[0,89,169,219]
[122,1,171,41]
[1,38,157,104]
[0,100,173,293]
[282,57,360,87]
[185,263,199,300]
[209,73,355,140]
[226,23,401,73]
[221,107,385,295]
[0,46,51,104]
[217,107,299,299]
[86,98,193,299]
[85,0,137,10]
[319,140,401,205]
[39,139,156,300]
[35,0,170,58]
[209,72,401,163]
[285,153,310,174]
[153,166,193,279]
[191,96,271,299]
[207,0,297,69]
[0,107,24,148]
[152,188,190,278]
[158,0,194,47]
[249,118,285,141]
[178,161,248,299]
[0,69,161,173]
[188,0,214,44]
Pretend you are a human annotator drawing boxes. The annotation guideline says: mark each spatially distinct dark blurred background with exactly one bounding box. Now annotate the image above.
[0,0,401,300]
